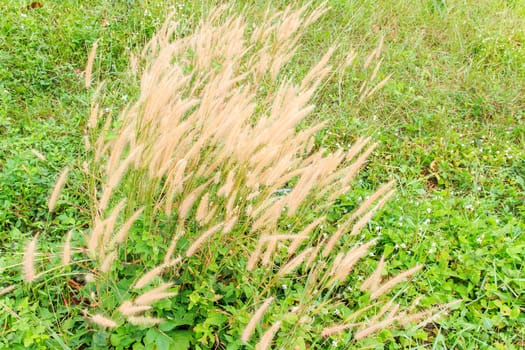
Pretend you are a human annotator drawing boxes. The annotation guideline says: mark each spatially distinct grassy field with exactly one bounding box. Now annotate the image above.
[0,0,524,349]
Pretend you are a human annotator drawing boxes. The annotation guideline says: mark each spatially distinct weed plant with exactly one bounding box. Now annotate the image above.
[17,4,451,349]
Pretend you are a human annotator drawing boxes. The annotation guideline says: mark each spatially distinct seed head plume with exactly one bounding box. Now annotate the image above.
[134,282,176,306]
[90,313,117,328]
[48,166,70,212]
[85,40,98,88]
[242,297,275,342]
[23,235,38,283]
[119,301,152,316]
[255,320,282,350]
[133,257,181,289]
[62,230,73,266]
[370,265,424,300]
[127,316,165,326]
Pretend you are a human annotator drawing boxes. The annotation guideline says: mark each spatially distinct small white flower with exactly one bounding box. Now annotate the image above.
[334,309,340,316]
[424,219,431,225]
[332,340,338,347]
[369,252,375,257]
[282,284,287,290]
[400,243,407,249]
[104,107,110,113]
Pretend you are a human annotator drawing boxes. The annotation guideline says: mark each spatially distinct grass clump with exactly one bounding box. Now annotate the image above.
[17,3,449,348]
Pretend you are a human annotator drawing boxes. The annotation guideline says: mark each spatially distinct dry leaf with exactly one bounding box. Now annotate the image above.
[26,2,43,9]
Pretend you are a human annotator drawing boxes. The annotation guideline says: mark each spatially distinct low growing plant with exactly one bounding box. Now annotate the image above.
[16,3,455,349]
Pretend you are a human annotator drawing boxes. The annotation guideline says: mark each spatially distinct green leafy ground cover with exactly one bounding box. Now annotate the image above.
[0,0,524,349]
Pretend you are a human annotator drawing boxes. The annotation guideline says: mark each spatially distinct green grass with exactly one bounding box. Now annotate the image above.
[1,0,524,349]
